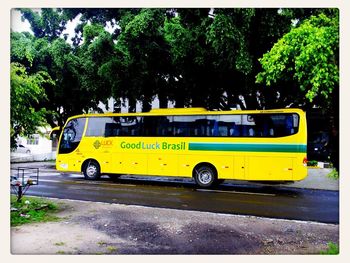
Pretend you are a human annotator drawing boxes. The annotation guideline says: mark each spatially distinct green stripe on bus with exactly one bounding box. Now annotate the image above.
[188,143,306,153]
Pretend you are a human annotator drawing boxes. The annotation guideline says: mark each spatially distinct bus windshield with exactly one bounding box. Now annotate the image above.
[59,118,86,154]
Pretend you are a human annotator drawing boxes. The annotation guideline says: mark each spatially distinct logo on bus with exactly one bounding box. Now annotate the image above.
[93,139,113,149]
[93,140,101,149]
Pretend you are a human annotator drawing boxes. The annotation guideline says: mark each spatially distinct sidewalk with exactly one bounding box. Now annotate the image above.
[10,161,339,191]
[287,168,338,191]
[231,167,339,191]
[10,152,56,163]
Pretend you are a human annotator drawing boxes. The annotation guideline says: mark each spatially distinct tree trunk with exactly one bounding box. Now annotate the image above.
[128,98,136,113]
[158,92,168,108]
[142,98,152,112]
[113,99,121,113]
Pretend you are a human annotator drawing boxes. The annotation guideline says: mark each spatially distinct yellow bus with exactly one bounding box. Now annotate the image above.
[55,107,307,188]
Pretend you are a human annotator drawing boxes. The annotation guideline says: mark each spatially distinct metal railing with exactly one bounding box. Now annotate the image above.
[10,167,39,202]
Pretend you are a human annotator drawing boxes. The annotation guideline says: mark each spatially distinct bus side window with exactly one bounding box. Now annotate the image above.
[285,115,294,135]
[212,121,219,136]
[157,117,170,136]
[105,122,120,137]
[242,125,249,136]
[230,122,241,136]
[218,122,228,136]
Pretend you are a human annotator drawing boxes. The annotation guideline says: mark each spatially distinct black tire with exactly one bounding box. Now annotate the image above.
[194,165,217,188]
[83,160,101,180]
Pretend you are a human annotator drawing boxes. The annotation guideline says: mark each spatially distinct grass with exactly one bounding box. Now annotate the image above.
[54,242,65,246]
[327,169,339,180]
[107,246,117,253]
[11,195,60,226]
[320,242,339,255]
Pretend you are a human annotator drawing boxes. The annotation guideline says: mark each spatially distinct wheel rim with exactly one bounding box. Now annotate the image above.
[86,164,97,177]
[198,169,213,185]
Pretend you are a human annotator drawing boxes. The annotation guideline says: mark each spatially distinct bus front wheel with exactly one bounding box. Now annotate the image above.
[83,160,101,180]
[194,165,217,188]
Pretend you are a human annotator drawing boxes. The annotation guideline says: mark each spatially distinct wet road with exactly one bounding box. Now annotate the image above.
[17,169,339,224]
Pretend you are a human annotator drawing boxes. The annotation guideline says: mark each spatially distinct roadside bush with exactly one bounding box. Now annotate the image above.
[327,169,339,180]
[307,160,318,167]
[320,242,339,255]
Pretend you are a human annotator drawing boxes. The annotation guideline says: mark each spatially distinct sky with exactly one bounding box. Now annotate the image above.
[11,10,32,33]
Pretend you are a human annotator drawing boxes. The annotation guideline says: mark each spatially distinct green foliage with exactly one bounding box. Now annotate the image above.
[164,16,192,65]
[327,169,339,180]
[114,9,172,111]
[320,242,339,255]
[12,7,339,127]
[10,62,53,147]
[10,196,60,226]
[83,23,105,43]
[10,32,35,66]
[19,8,69,40]
[206,10,254,74]
[307,160,318,167]
[256,13,339,106]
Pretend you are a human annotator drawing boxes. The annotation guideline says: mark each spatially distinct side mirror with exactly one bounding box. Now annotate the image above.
[49,126,61,140]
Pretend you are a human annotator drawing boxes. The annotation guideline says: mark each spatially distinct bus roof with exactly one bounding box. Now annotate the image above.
[65,108,305,121]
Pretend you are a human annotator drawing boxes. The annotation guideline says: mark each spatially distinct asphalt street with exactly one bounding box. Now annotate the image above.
[10,162,339,224]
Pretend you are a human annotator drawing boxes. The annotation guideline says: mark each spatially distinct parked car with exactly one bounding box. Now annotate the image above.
[14,144,31,154]
[307,131,329,161]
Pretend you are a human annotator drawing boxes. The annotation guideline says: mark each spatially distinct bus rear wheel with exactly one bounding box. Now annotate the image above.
[83,160,101,180]
[194,165,217,188]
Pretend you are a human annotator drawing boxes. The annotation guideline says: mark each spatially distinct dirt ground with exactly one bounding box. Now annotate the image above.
[11,198,339,255]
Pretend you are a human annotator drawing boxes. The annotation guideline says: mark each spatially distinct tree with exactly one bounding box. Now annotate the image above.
[112,9,172,111]
[164,9,223,108]
[15,8,337,118]
[19,8,69,41]
[256,13,339,109]
[13,10,118,126]
[256,12,339,169]
[10,63,53,148]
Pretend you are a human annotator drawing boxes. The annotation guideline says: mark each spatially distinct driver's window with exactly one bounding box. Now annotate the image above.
[59,118,86,154]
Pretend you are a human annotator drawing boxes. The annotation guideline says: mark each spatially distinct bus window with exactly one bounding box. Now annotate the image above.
[86,117,106,137]
[120,116,141,136]
[173,116,206,137]
[105,117,121,137]
[270,114,299,137]
[59,118,86,154]
[141,116,158,136]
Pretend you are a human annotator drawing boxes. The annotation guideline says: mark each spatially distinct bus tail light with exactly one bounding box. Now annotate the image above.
[303,157,308,166]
